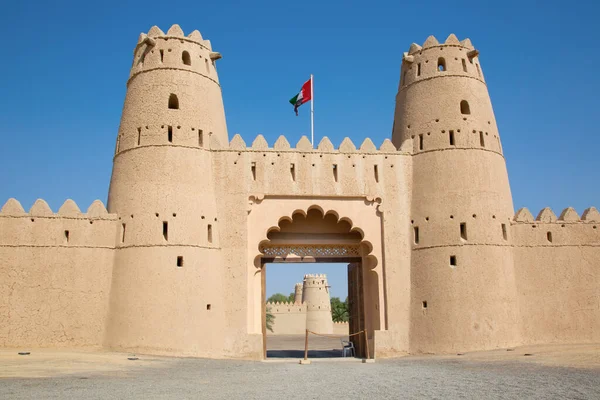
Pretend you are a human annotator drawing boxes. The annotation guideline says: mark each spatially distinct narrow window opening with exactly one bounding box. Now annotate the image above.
[450,255,457,267]
[449,130,455,146]
[417,63,421,76]
[177,256,183,267]
[422,301,428,309]
[160,49,164,63]
[206,304,211,310]
[418,134,424,150]
[437,57,446,72]
[251,162,256,180]
[163,221,168,241]
[502,224,507,240]
[64,230,70,243]
[198,130,203,147]
[480,132,485,147]
[205,59,209,73]
[207,224,213,243]
[462,58,467,72]
[137,127,141,146]
[547,231,553,243]
[121,223,126,243]
[374,165,379,182]
[182,51,191,66]
[168,94,179,110]
[413,227,419,244]
[333,164,338,182]
[460,100,471,115]
[290,163,296,181]
[476,63,481,77]
[168,126,173,143]
[402,71,407,86]
[460,223,467,240]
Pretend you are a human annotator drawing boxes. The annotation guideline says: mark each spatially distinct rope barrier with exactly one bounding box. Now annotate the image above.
[306,330,364,338]
[303,329,370,361]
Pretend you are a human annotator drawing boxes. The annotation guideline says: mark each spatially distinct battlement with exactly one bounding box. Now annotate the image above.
[1,198,116,219]
[406,33,475,54]
[129,24,221,84]
[304,273,327,279]
[0,199,117,248]
[511,207,599,247]
[226,134,403,154]
[266,301,307,314]
[400,33,484,90]
[139,24,212,49]
[513,206,600,223]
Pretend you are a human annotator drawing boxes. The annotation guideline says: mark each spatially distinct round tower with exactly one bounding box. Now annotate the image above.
[392,34,520,352]
[105,25,227,357]
[302,274,333,334]
[293,283,303,304]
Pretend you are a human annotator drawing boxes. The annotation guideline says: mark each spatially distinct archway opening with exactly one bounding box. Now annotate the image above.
[258,207,379,360]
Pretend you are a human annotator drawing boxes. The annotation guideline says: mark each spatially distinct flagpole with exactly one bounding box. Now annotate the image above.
[310,74,314,147]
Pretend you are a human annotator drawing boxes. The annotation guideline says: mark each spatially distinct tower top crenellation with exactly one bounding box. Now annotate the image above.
[138,24,212,50]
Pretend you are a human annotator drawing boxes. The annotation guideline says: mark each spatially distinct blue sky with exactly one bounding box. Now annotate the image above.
[1,1,598,298]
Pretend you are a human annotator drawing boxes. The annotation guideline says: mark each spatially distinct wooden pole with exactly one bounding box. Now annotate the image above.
[365,330,370,360]
[304,329,309,360]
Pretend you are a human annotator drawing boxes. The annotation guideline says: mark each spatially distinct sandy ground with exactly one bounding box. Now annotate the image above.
[1,343,599,399]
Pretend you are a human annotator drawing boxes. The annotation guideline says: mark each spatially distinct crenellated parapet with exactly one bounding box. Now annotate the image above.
[0,198,118,248]
[1,198,115,219]
[266,301,307,314]
[225,134,402,154]
[511,206,599,247]
[400,33,484,90]
[129,24,221,84]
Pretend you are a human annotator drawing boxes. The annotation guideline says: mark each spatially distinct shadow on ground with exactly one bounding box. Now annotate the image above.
[267,349,349,358]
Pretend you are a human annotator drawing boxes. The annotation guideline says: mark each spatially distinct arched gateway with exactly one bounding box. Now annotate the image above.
[247,197,385,358]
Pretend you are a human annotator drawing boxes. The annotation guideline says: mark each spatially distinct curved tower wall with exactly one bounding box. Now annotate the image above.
[105,25,227,357]
[302,274,333,334]
[393,35,520,353]
[293,283,303,304]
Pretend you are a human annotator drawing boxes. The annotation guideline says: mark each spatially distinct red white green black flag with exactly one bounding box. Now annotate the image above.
[289,77,312,116]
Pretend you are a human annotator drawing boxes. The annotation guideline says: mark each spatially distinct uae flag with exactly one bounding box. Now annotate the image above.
[289,77,312,116]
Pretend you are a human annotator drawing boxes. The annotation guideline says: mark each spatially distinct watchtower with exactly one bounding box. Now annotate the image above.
[105,25,228,356]
[393,34,520,352]
[302,274,334,334]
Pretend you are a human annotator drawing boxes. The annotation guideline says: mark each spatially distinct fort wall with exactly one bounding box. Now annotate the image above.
[333,321,349,336]
[266,301,307,335]
[511,207,600,345]
[0,199,117,348]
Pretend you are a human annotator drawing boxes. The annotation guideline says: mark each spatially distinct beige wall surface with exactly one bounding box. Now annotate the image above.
[0,199,116,348]
[512,208,600,345]
[267,302,307,335]
[333,322,349,336]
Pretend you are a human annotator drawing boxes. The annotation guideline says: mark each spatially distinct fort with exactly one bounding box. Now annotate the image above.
[0,25,598,360]
[266,274,349,335]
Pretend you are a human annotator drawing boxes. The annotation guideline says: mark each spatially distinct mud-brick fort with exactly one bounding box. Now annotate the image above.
[1,25,598,360]
[266,274,349,336]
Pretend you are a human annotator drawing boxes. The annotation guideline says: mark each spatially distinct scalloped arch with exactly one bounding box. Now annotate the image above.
[256,205,374,260]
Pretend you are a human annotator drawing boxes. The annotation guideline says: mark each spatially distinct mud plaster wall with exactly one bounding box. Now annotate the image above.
[0,200,117,348]
[266,302,307,335]
[511,218,600,344]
